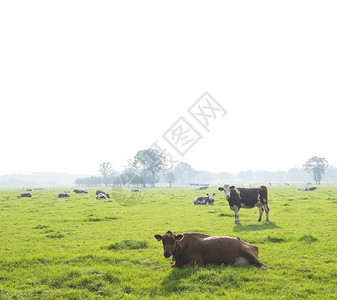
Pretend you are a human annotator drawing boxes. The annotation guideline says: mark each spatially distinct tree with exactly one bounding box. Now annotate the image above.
[174,162,194,185]
[303,156,329,185]
[104,174,116,186]
[128,149,167,187]
[99,162,114,186]
[165,172,176,188]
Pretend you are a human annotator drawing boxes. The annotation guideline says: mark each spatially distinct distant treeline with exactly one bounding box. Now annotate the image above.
[74,166,337,187]
[74,173,150,187]
[2,166,336,188]
[167,166,337,185]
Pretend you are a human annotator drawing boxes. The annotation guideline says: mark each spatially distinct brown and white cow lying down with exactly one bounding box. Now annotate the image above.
[154,231,267,269]
[17,192,32,198]
[218,185,269,223]
[193,193,215,205]
[96,192,110,199]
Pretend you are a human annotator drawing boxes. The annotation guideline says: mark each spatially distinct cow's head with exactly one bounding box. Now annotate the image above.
[218,184,231,198]
[154,231,184,258]
[206,193,215,204]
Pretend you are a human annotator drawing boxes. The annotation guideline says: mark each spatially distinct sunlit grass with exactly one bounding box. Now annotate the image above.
[0,185,336,298]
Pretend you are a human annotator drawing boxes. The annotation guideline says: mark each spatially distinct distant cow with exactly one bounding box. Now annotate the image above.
[96,193,110,199]
[17,193,32,198]
[298,187,317,191]
[95,190,110,198]
[56,193,69,198]
[218,185,269,223]
[73,189,88,194]
[26,188,32,191]
[132,189,140,192]
[195,186,208,191]
[193,193,215,205]
[96,190,105,195]
[154,231,267,269]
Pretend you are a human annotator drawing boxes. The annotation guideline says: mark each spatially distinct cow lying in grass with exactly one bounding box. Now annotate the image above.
[56,193,69,198]
[96,192,110,199]
[73,189,88,194]
[154,231,267,269]
[193,193,215,205]
[17,193,32,198]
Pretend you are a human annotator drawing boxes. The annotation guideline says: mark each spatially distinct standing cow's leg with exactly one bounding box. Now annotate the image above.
[263,203,270,222]
[257,206,264,222]
[235,209,240,223]
[231,205,240,223]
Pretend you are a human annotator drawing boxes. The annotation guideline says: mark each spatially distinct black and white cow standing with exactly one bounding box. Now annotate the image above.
[193,193,215,205]
[218,185,269,223]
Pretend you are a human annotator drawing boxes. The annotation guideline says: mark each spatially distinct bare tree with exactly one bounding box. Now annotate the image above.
[99,162,114,186]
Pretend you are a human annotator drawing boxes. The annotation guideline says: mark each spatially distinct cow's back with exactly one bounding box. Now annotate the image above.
[237,186,267,207]
[179,234,249,265]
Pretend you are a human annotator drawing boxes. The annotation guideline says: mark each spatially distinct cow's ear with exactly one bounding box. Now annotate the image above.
[218,187,223,191]
[206,193,209,196]
[154,235,162,241]
[176,234,184,242]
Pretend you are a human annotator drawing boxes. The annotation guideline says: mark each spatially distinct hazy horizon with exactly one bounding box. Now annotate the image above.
[1,1,336,176]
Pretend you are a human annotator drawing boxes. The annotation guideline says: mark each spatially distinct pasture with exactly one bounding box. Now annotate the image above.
[0,185,336,299]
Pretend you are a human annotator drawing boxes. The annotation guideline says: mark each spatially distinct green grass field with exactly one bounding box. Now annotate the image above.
[0,185,336,299]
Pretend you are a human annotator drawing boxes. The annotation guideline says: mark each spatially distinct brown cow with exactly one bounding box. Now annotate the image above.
[154,231,267,269]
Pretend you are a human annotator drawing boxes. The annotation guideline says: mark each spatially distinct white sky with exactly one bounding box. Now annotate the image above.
[0,1,336,175]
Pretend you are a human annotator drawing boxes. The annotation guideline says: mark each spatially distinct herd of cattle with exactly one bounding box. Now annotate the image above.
[16,189,112,199]
[15,184,318,270]
[155,184,308,269]
[17,184,316,224]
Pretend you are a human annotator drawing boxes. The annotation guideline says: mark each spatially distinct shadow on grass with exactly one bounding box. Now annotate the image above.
[233,222,281,232]
[154,267,196,295]
[153,264,242,296]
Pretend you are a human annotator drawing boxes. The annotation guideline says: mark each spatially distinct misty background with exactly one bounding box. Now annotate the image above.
[1,1,336,182]
[1,163,337,187]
